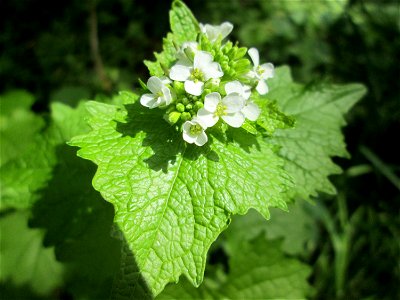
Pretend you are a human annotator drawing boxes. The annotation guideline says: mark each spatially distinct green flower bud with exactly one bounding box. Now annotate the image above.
[228,69,236,77]
[173,81,185,93]
[165,111,181,125]
[186,103,193,110]
[223,41,233,54]
[180,112,191,121]
[228,47,238,59]
[221,61,229,70]
[235,47,248,59]
[203,88,212,95]
[181,97,190,105]
[194,101,204,110]
[176,103,185,112]
[232,58,250,71]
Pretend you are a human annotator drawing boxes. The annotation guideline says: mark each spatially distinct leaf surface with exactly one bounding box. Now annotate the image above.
[158,236,312,299]
[0,211,64,295]
[69,94,291,296]
[267,66,366,199]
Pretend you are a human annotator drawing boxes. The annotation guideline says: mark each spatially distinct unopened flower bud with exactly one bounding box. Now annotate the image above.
[176,103,185,112]
[181,97,190,105]
[194,101,203,110]
[165,111,181,125]
[181,112,191,121]
[186,103,193,110]
[235,47,248,59]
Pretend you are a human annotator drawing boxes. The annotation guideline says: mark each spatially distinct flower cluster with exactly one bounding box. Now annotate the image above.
[140,22,275,146]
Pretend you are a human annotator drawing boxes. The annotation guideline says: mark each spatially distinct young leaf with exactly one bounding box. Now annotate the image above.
[0,211,64,295]
[144,0,199,76]
[29,144,122,300]
[0,101,90,209]
[267,66,367,200]
[69,93,291,296]
[0,90,44,167]
[158,236,312,299]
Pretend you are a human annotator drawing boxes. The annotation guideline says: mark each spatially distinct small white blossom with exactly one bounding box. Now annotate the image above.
[182,117,208,146]
[247,48,274,95]
[176,42,199,65]
[140,76,172,108]
[200,22,234,42]
[225,81,260,121]
[197,92,245,128]
[169,51,223,96]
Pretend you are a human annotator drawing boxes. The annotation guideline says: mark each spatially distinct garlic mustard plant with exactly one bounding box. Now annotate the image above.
[139,18,276,146]
[140,76,173,108]
[247,47,275,95]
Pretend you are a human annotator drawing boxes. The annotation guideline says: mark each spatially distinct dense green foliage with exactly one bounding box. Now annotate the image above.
[1,0,399,299]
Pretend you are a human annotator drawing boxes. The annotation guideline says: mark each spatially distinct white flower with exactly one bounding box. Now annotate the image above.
[176,42,199,65]
[200,22,234,42]
[140,76,172,108]
[169,51,223,96]
[247,48,274,95]
[182,117,208,146]
[197,92,245,128]
[225,81,260,121]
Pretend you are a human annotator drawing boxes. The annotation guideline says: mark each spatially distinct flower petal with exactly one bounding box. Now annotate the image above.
[192,116,208,129]
[140,94,158,108]
[203,62,224,80]
[147,76,163,94]
[242,102,260,121]
[197,108,218,127]
[225,80,243,95]
[201,22,234,42]
[248,48,259,67]
[219,22,234,40]
[256,80,269,95]
[170,64,191,81]
[222,112,245,128]
[195,131,208,146]
[204,92,221,112]
[260,63,274,79]
[161,86,172,105]
[184,80,204,96]
[222,94,245,113]
[183,131,196,144]
[225,81,251,100]
[194,51,213,69]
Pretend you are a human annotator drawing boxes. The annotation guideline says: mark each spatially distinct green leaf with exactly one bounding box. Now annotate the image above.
[69,93,291,296]
[0,211,64,295]
[0,90,44,167]
[170,0,199,44]
[144,0,199,76]
[29,143,122,300]
[256,99,296,135]
[268,66,367,199]
[0,101,90,209]
[158,235,312,299]
[223,203,318,257]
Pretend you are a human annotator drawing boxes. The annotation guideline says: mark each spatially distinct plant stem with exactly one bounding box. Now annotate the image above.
[88,0,112,91]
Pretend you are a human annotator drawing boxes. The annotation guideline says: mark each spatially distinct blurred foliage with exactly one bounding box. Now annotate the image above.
[0,0,399,299]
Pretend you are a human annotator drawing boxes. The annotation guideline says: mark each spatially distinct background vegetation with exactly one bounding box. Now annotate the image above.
[1,0,399,299]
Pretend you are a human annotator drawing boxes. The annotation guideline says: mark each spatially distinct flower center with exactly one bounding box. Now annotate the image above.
[215,103,227,117]
[256,66,265,76]
[191,68,205,82]
[156,91,164,98]
[190,124,203,135]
